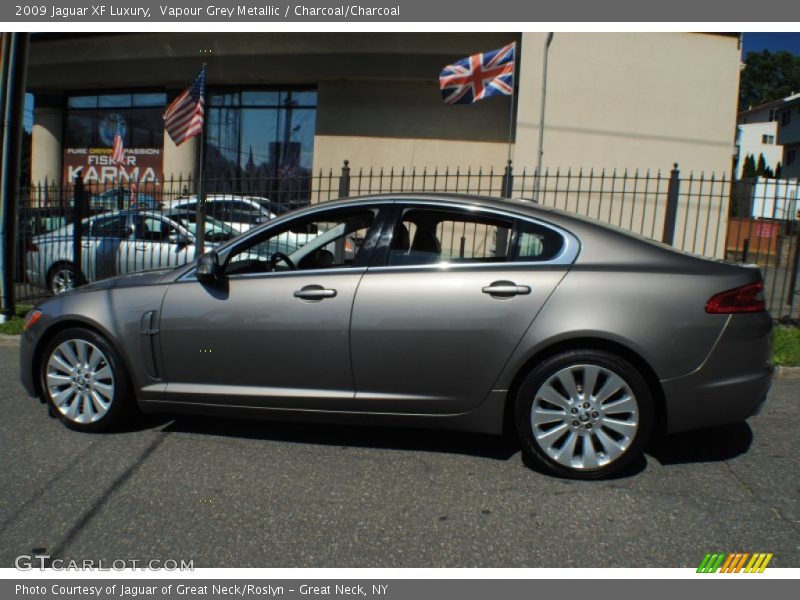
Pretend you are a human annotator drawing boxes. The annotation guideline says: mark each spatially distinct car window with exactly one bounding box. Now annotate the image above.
[170,212,237,243]
[133,215,180,243]
[388,208,513,266]
[200,200,262,225]
[225,208,377,276]
[90,214,131,239]
[515,220,566,261]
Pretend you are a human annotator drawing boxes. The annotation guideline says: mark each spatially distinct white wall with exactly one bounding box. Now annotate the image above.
[515,33,740,175]
[735,121,782,177]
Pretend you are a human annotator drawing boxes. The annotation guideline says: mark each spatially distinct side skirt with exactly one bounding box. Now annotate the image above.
[137,390,507,435]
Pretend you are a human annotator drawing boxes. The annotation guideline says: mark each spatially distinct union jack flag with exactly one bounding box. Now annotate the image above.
[439,42,516,105]
[164,65,206,146]
[110,121,125,166]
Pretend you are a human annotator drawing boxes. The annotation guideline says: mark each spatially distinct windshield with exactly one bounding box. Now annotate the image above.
[169,212,238,243]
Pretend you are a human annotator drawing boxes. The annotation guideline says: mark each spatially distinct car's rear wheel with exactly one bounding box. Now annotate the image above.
[48,262,80,295]
[40,328,135,432]
[515,349,654,479]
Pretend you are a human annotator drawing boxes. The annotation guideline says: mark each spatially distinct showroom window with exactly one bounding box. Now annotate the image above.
[64,93,167,148]
[63,92,167,186]
[205,88,317,203]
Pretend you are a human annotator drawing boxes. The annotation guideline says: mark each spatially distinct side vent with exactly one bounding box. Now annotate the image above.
[139,310,161,379]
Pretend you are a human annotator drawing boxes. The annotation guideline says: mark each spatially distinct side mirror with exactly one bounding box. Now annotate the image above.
[196,251,221,282]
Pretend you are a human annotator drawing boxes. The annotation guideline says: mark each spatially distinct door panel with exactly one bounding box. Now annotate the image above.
[351,266,568,414]
[158,271,364,410]
[122,214,192,273]
[85,213,131,281]
[117,240,194,274]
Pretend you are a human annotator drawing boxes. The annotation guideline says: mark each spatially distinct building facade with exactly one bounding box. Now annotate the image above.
[27,32,741,195]
[776,94,800,179]
[735,99,784,178]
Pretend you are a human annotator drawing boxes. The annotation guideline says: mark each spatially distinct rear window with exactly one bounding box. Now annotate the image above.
[515,220,565,261]
[90,215,131,238]
[387,207,566,266]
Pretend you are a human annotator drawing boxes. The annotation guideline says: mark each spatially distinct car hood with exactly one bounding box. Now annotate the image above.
[76,268,173,292]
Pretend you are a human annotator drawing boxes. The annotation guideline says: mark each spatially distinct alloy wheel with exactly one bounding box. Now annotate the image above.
[51,266,76,294]
[530,363,639,470]
[45,339,115,424]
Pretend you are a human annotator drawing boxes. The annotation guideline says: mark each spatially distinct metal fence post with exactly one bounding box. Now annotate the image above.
[788,234,800,318]
[501,159,514,199]
[72,174,85,284]
[338,160,350,199]
[0,33,29,321]
[498,160,514,256]
[662,163,680,245]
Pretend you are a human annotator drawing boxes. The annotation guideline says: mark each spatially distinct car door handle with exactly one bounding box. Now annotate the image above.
[482,281,531,297]
[294,285,337,301]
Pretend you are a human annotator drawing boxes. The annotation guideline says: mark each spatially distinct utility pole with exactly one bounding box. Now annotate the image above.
[0,33,30,323]
[533,32,554,203]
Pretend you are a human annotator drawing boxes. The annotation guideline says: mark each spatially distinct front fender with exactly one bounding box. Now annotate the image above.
[21,283,170,400]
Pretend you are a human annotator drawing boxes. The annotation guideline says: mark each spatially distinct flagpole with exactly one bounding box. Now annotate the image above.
[194,63,207,256]
[507,59,517,164]
[534,33,554,203]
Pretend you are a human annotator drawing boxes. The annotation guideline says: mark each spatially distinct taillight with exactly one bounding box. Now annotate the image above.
[24,310,42,331]
[705,280,765,314]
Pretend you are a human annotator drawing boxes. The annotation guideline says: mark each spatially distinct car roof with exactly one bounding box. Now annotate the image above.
[285,192,573,226]
[166,195,265,205]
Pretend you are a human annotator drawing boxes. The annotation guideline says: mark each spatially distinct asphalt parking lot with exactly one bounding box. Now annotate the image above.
[1,343,798,568]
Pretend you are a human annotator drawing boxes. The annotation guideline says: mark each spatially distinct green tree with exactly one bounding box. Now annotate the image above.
[739,49,800,111]
[741,154,757,178]
[756,153,767,175]
[756,153,774,178]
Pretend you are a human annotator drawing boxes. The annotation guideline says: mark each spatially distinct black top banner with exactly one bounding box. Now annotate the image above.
[4,0,800,22]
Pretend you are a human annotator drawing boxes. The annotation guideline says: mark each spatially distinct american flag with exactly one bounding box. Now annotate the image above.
[164,65,206,146]
[439,42,515,105]
[110,121,125,166]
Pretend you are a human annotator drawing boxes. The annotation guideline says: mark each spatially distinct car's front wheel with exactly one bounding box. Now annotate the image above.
[40,328,135,432]
[515,349,654,479]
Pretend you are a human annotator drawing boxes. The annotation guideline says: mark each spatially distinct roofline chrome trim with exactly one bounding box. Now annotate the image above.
[178,197,581,280]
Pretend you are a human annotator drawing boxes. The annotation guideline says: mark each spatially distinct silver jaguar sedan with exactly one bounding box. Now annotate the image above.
[19,193,773,478]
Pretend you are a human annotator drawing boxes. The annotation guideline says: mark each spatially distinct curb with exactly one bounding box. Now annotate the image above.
[776,366,800,379]
[0,334,20,347]
[1,332,800,378]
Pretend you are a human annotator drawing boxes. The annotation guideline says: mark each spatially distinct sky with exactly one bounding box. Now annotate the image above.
[742,32,800,56]
[20,32,800,134]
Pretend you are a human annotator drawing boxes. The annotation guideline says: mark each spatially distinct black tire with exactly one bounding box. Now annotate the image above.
[39,327,136,432]
[514,349,654,479]
[48,262,81,295]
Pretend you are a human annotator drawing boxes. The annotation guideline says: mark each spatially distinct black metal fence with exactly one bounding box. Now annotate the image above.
[12,161,800,319]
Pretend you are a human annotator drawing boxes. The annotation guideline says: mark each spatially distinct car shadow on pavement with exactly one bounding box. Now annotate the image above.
[134,415,753,472]
[647,422,753,465]
[159,414,520,461]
